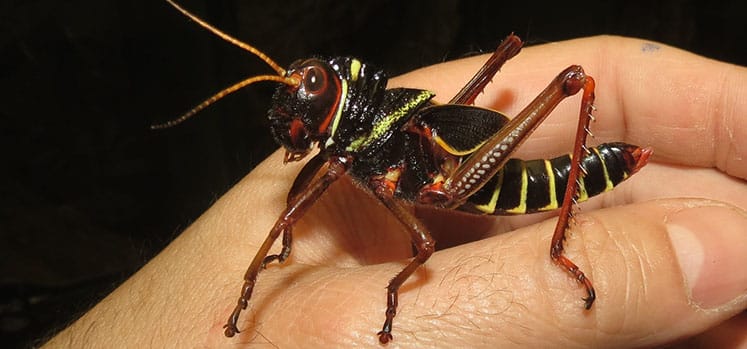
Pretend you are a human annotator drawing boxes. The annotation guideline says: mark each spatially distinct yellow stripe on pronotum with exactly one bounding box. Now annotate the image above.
[347,90,434,151]
[350,58,362,82]
[324,78,349,147]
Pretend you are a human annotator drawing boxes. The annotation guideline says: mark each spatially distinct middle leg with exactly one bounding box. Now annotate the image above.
[369,176,436,344]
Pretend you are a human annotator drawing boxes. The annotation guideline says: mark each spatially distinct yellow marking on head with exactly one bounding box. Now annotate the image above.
[350,59,361,82]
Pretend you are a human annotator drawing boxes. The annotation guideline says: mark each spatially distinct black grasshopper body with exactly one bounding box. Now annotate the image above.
[270,56,645,216]
[238,54,651,344]
[157,1,652,344]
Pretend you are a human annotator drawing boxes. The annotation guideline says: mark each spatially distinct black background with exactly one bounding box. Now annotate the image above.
[2,0,746,347]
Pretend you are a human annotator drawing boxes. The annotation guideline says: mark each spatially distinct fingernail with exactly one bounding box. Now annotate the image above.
[666,205,747,309]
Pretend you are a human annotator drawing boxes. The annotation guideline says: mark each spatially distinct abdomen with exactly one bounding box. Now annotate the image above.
[461,142,645,215]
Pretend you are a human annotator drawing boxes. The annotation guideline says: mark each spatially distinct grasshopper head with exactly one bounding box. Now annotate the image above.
[268,58,342,163]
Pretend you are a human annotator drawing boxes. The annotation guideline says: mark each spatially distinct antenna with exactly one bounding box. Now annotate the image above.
[165,0,285,75]
[151,75,292,129]
[152,0,299,129]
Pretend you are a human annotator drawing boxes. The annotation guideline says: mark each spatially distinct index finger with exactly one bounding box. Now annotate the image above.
[391,36,747,179]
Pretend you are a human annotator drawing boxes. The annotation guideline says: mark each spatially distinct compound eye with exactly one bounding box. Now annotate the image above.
[303,66,327,95]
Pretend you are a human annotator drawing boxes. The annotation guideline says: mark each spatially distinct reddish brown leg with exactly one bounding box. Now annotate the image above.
[260,227,292,267]
[437,65,598,307]
[223,156,350,337]
[441,65,594,205]
[449,34,523,105]
[550,77,597,308]
[262,154,328,267]
[286,153,327,204]
[369,178,436,344]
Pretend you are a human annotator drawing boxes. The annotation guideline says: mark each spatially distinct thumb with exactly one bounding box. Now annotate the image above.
[386,198,747,348]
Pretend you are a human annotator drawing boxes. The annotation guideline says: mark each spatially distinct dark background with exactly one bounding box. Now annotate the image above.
[2,0,746,347]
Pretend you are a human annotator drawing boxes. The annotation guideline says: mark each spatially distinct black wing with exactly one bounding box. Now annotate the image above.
[414,104,510,156]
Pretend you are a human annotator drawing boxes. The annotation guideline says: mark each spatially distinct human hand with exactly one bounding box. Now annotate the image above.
[43,36,747,348]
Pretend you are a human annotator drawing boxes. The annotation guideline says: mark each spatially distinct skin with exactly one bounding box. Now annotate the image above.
[43,36,747,348]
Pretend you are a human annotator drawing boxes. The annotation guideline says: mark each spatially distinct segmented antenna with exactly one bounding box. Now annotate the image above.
[151,75,292,129]
[165,0,285,75]
[152,0,299,130]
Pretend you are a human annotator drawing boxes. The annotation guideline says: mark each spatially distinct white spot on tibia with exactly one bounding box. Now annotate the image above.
[500,144,508,151]
[477,169,485,175]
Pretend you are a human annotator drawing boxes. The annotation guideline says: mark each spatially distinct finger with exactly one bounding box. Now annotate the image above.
[392,36,747,178]
[600,38,747,178]
[618,162,747,211]
[426,199,747,348]
[238,198,747,348]
[675,312,747,348]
